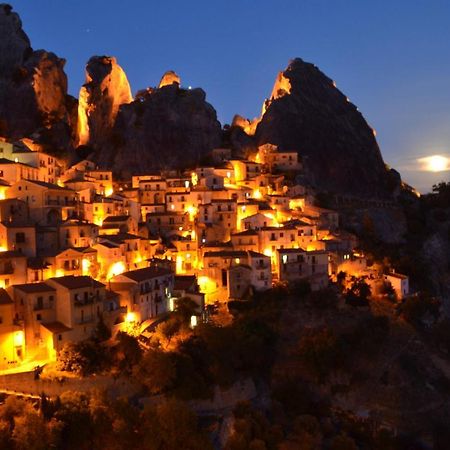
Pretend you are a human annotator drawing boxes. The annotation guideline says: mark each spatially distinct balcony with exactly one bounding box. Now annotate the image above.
[46,199,77,206]
[0,262,14,275]
[74,294,101,307]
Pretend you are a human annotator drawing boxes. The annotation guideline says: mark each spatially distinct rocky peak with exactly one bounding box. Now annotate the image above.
[0,4,76,152]
[77,56,132,146]
[158,70,181,88]
[0,3,31,76]
[250,58,395,198]
[92,82,222,176]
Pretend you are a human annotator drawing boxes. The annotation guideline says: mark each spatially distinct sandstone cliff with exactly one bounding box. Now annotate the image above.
[0,4,77,153]
[77,56,132,147]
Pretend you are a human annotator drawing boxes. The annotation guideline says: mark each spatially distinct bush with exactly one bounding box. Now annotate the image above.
[133,349,177,394]
[297,328,344,382]
[57,339,111,376]
[400,294,440,327]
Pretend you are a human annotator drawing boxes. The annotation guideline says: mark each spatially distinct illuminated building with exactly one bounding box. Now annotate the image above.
[0,289,25,370]
[109,266,174,323]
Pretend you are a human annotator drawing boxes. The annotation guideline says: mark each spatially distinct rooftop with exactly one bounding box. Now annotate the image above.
[41,321,72,334]
[14,282,56,294]
[118,266,173,282]
[49,275,105,290]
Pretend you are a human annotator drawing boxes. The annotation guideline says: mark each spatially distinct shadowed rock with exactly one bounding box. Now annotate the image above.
[93,83,222,177]
[0,4,77,153]
[234,58,396,198]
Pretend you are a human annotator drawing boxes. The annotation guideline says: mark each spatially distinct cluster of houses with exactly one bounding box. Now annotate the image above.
[0,138,408,370]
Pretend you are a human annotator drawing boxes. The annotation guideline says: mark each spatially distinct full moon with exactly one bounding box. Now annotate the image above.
[418,155,450,172]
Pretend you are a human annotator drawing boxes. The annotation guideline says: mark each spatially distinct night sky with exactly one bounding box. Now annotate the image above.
[14,0,450,192]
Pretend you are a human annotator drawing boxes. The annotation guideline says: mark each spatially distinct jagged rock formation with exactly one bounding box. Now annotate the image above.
[234,58,396,198]
[76,63,220,175]
[92,83,222,176]
[0,5,401,194]
[0,4,77,153]
[77,56,132,147]
[158,70,180,88]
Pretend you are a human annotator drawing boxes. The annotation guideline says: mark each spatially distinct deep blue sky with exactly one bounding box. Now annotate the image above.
[13,0,450,192]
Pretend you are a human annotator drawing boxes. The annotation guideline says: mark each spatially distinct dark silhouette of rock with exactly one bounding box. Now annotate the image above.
[0,4,76,153]
[92,83,222,177]
[251,58,395,198]
[77,56,132,147]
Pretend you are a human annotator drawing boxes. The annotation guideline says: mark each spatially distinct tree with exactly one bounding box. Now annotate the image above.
[12,411,50,450]
[93,317,111,342]
[297,328,344,382]
[336,271,346,291]
[400,294,440,327]
[113,331,143,374]
[56,340,109,376]
[330,434,358,450]
[175,297,199,323]
[0,418,12,449]
[152,318,181,349]
[133,349,176,394]
[345,279,371,307]
[141,398,213,450]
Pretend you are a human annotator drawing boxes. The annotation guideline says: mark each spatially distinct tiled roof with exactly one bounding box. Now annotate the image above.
[49,275,105,290]
[119,266,172,282]
[14,282,56,294]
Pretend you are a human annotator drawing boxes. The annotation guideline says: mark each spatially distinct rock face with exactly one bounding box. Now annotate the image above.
[93,83,222,176]
[249,58,394,198]
[0,4,77,152]
[158,70,180,88]
[77,56,132,147]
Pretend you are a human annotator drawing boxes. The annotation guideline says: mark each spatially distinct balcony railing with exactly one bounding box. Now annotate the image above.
[74,294,101,307]
[46,199,77,206]
[0,263,14,275]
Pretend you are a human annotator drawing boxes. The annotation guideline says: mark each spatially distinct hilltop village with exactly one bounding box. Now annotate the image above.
[0,137,409,371]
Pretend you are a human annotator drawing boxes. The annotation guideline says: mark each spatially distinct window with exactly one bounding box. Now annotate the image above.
[15,232,25,243]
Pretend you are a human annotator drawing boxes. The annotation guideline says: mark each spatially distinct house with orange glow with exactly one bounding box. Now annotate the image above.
[0,289,24,370]
[0,221,36,256]
[230,229,259,252]
[0,250,27,288]
[0,140,61,184]
[92,241,126,281]
[58,219,99,249]
[99,233,151,272]
[10,282,57,361]
[110,266,174,323]
[384,273,409,300]
[101,215,138,235]
[0,198,29,222]
[146,211,187,236]
[277,248,329,290]
[200,250,271,302]
[7,180,78,225]
[0,159,40,185]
